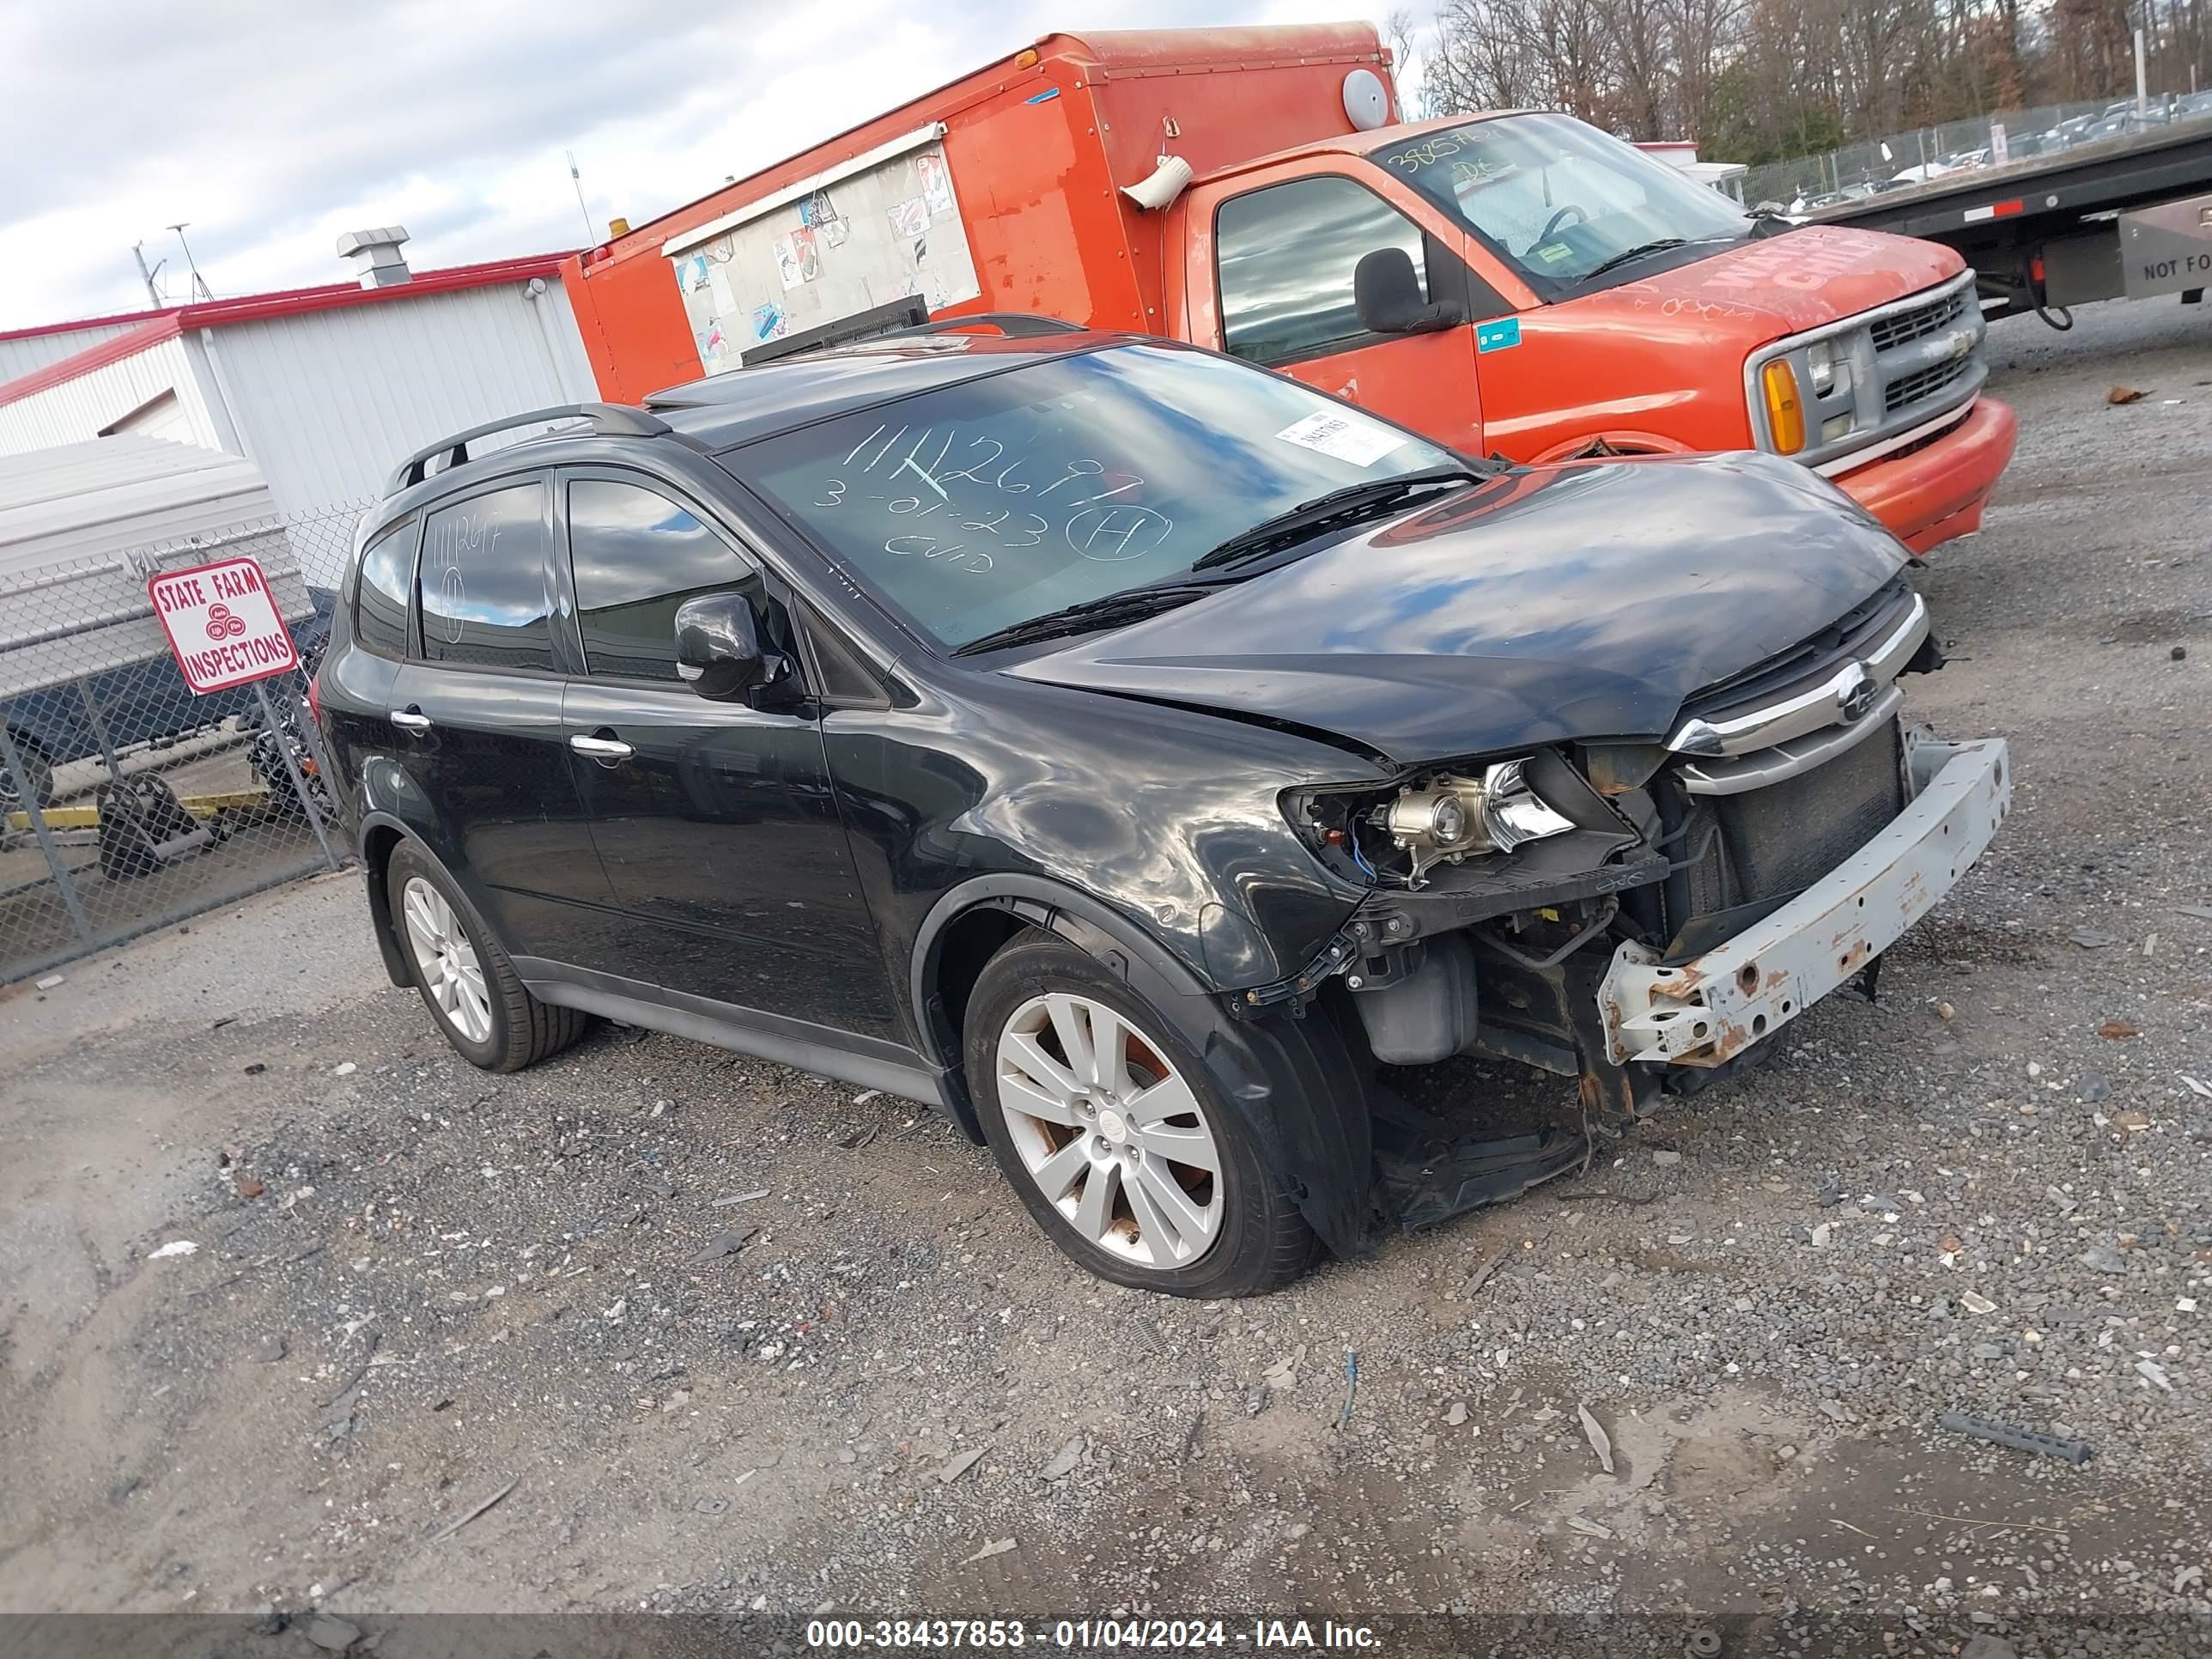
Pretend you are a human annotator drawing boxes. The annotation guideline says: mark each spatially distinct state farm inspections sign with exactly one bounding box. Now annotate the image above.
[149,555,300,694]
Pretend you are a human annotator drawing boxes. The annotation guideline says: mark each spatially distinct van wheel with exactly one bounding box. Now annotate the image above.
[0,736,53,813]
[964,937,1316,1297]
[386,844,591,1072]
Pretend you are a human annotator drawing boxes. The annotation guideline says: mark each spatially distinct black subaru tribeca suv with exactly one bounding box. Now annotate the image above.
[317,327,2008,1297]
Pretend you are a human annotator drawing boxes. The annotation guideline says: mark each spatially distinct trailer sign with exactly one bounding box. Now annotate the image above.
[2121,192,2212,301]
[148,555,300,695]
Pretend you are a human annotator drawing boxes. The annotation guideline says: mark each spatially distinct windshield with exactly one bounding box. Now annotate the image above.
[739,343,1462,651]
[1373,113,1752,289]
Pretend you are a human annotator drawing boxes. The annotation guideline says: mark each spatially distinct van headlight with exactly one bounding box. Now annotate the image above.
[1806,338,1844,396]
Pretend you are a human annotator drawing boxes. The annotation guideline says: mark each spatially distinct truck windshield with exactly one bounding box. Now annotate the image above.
[739,343,1464,652]
[1372,113,1753,290]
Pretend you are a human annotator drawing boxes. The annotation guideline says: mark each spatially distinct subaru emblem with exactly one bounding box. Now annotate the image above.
[1835,663,1879,722]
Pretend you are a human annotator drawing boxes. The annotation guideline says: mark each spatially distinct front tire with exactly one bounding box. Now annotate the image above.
[964,936,1316,1297]
[386,844,591,1072]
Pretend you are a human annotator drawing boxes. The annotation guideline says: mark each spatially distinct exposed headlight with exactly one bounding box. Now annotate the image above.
[1377,759,1574,882]
[1806,339,1845,396]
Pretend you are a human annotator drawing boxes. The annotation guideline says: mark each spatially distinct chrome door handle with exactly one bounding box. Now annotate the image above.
[390,708,432,732]
[569,734,635,760]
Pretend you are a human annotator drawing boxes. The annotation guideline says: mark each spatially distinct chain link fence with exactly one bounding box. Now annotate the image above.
[1741,92,2212,211]
[0,502,367,986]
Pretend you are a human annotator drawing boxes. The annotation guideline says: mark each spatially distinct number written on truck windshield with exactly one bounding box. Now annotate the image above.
[740,343,1459,650]
[1375,112,1749,289]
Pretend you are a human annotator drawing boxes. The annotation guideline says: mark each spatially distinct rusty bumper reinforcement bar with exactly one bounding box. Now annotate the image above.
[1597,737,2010,1066]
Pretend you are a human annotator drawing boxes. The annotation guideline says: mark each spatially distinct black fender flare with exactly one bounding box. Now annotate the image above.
[911,876,1382,1260]
[355,808,445,990]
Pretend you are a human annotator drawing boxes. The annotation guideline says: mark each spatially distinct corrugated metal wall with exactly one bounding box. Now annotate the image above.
[0,321,140,384]
[203,279,598,526]
[0,336,222,456]
[0,279,597,558]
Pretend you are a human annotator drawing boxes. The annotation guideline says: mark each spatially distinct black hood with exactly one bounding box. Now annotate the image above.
[1007,453,1909,766]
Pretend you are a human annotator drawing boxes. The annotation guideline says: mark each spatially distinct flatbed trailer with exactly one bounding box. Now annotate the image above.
[1808,112,2212,325]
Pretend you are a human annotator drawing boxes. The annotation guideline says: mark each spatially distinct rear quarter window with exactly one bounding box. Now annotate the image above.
[354,519,419,659]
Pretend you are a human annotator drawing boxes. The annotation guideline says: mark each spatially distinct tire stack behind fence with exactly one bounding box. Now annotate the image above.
[0,504,364,986]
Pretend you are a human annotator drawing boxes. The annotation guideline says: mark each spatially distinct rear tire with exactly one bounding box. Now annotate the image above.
[386,843,591,1072]
[1,735,53,814]
[964,936,1316,1297]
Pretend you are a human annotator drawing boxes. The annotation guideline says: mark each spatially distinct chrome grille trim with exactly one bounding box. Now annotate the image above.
[1667,592,1928,757]
[1675,686,1903,794]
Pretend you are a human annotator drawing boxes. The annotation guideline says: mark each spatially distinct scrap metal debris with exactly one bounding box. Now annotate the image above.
[426,1476,518,1543]
[1577,1403,1615,1474]
[1462,1241,1513,1297]
[936,1447,988,1484]
[1937,1412,2093,1464]
[1335,1350,1358,1431]
[958,1537,1016,1566]
[688,1226,758,1264]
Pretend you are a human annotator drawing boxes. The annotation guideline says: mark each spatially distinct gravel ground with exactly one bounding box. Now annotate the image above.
[3,299,2210,1657]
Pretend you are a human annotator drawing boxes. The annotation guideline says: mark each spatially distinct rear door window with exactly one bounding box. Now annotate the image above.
[566,478,760,683]
[354,519,419,658]
[416,482,557,672]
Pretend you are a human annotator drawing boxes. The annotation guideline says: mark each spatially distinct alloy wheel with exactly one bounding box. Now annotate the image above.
[994,993,1224,1269]
[400,876,493,1044]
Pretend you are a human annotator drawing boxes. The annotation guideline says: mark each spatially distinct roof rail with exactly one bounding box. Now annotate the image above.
[386,404,670,493]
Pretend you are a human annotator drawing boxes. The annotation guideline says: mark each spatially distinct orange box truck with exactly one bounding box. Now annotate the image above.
[562,24,2014,554]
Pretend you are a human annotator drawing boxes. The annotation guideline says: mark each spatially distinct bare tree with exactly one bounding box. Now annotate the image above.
[1386,7,1429,117]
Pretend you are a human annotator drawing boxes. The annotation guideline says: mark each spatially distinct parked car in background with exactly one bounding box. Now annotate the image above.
[318,330,2010,1296]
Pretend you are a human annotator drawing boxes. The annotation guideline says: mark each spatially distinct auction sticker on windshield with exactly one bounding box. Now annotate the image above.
[1273,409,1407,467]
[148,554,300,695]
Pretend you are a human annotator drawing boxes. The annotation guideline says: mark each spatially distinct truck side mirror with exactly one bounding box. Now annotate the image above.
[674,592,793,706]
[1355,248,1465,336]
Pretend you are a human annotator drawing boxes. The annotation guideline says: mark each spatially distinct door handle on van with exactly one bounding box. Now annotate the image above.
[569,732,635,761]
[390,707,432,732]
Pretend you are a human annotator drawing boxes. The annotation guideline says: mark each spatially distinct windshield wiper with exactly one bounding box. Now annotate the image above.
[1579,237,1692,280]
[1189,465,1486,573]
[950,581,1221,658]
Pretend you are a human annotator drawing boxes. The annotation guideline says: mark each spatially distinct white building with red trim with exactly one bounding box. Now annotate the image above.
[0,240,594,570]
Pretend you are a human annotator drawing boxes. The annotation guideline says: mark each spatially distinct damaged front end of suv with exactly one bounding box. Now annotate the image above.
[1271,574,2007,1225]
[992,448,2011,1249]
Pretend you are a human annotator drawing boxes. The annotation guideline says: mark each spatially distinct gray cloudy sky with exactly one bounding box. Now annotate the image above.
[0,0,1401,331]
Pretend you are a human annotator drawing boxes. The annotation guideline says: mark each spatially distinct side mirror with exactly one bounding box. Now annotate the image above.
[1354,247,1465,336]
[674,592,793,705]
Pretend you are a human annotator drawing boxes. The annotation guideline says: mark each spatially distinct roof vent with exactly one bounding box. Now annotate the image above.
[337,226,412,289]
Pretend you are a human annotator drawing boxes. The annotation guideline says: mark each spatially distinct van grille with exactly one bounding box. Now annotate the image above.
[1885,354,1975,414]
[1870,289,1967,353]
